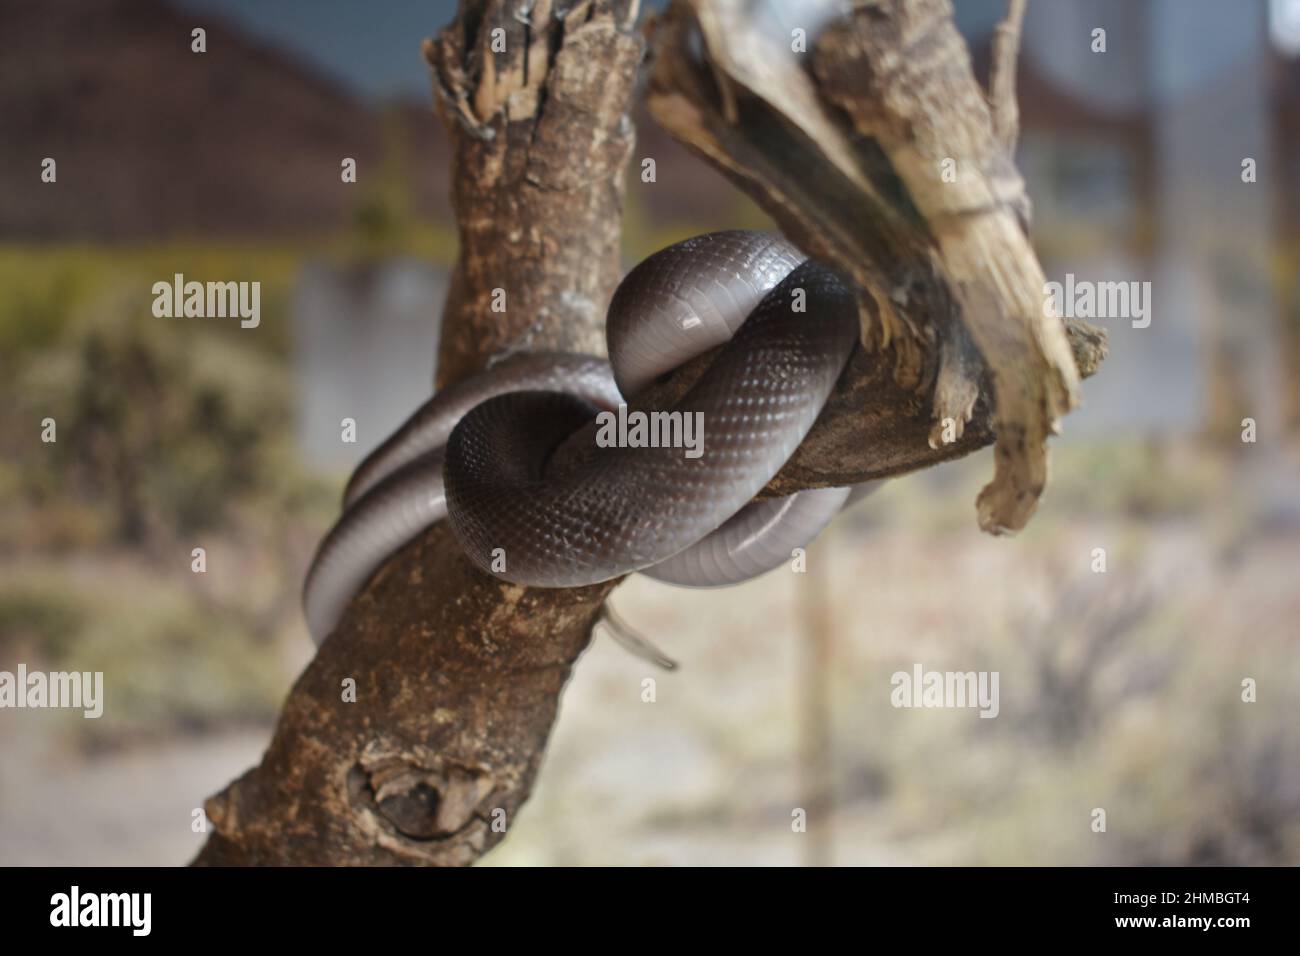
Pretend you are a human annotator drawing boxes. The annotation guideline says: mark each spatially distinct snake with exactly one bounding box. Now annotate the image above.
[302,230,877,646]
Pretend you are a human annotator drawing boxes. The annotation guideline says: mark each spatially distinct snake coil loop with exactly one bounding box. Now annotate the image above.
[303,231,873,645]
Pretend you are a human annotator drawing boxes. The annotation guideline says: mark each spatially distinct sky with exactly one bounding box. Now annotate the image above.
[170,0,1010,103]
[174,0,463,101]
[171,0,1272,108]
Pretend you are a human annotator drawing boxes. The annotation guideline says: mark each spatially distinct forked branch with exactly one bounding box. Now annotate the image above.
[193,0,1105,867]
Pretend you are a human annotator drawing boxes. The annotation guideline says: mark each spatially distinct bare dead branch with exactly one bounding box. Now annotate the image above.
[646,0,1091,530]
[990,0,1028,155]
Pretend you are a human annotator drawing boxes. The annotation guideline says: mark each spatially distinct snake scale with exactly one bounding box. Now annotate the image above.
[303,231,876,645]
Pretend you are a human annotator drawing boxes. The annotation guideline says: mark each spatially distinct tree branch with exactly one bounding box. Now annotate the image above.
[645,0,1093,527]
[193,0,642,866]
[193,0,1106,866]
[430,0,642,386]
[989,0,1028,156]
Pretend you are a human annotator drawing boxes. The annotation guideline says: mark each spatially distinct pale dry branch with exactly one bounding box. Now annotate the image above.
[646,0,1089,531]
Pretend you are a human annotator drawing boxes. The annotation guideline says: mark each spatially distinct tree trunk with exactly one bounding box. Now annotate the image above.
[194,0,1106,866]
[193,0,642,866]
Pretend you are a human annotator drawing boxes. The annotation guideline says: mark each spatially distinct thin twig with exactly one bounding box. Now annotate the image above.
[989,0,1028,156]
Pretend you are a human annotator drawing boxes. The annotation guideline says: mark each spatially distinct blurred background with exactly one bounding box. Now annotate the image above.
[1,0,1297,865]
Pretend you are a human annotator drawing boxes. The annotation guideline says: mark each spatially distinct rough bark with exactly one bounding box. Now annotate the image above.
[193,0,641,866]
[194,0,1107,866]
[432,0,642,387]
[645,0,1087,530]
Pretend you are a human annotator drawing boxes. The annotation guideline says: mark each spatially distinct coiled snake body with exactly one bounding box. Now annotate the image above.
[303,231,874,645]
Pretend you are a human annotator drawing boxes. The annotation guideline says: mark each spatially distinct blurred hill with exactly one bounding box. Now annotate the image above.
[0,0,745,244]
[0,0,451,239]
